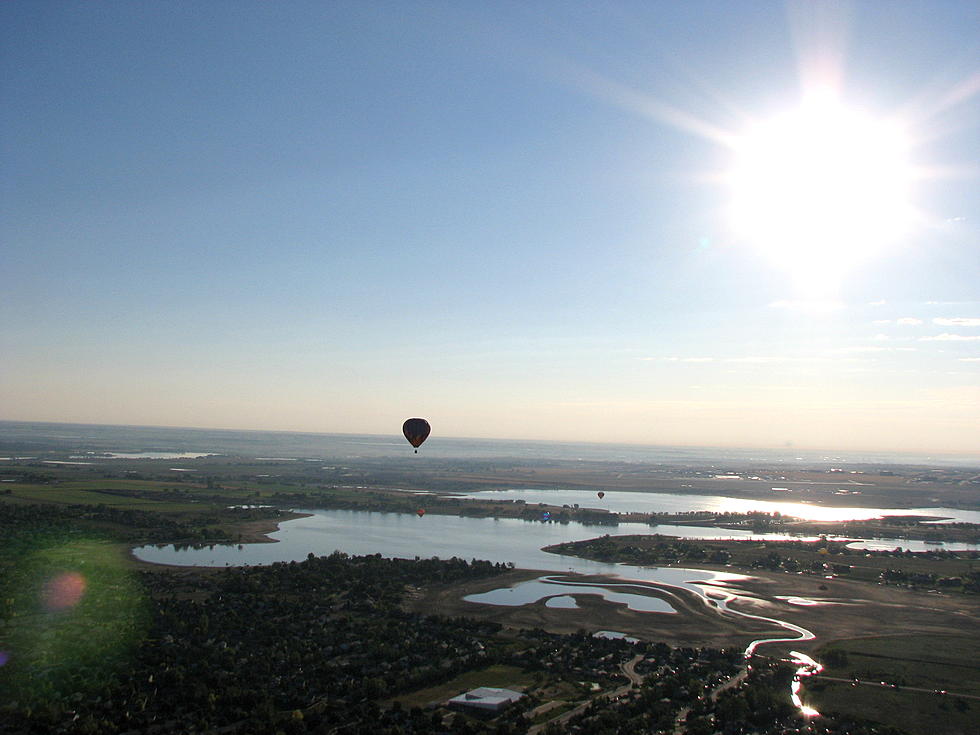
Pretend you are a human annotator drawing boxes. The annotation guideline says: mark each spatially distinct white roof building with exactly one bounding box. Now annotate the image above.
[448,687,524,712]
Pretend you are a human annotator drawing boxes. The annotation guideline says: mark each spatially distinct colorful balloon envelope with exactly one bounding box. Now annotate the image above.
[416,508,425,518]
[402,418,431,453]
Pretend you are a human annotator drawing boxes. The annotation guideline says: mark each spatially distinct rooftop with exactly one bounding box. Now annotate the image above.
[448,687,524,711]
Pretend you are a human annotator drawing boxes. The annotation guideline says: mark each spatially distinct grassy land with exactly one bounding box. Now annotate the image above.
[5,483,208,511]
[807,635,979,735]
[0,536,150,703]
[390,664,538,708]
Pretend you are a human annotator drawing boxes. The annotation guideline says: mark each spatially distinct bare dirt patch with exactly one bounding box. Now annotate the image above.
[406,569,777,650]
[405,566,980,657]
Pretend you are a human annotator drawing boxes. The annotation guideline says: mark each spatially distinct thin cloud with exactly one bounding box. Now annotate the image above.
[872,319,892,325]
[867,300,887,307]
[959,357,980,362]
[768,299,844,312]
[921,334,980,341]
[640,356,716,363]
[725,356,820,364]
[896,317,923,325]
[933,317,980,327]
[835,346,916,353]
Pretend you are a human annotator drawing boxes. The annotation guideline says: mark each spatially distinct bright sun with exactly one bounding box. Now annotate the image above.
[728,92,915,285]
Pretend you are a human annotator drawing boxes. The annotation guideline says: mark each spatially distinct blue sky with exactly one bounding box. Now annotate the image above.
[2,1,978,452]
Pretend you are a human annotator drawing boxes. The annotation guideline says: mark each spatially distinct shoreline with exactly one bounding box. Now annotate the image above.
[405,562,980,655]
[125,510,312,570]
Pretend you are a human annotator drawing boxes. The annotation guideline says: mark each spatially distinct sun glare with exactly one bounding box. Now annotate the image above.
[728,92,915,285]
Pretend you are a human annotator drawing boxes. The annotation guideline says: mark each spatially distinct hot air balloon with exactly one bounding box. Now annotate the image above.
[597,491,605,499]
[416,508,425,518]
[542,511,551,521]
[402,418,431,453]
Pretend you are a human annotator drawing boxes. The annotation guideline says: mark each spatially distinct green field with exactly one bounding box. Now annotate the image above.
[3,483,208,511]
[808,636,979,735]
[0,537,149,703]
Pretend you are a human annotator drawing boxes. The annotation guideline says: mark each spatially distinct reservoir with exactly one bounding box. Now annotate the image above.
[456,488,980,525]
[133,508,979,570]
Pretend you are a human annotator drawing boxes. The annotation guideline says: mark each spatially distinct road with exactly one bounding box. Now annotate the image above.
[621,654,644,686]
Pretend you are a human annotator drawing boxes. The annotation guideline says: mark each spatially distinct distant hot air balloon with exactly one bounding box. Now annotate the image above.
[402,418,431,453]
[542,511,551,521]
[416,508,425,518]
[597,491,605,499]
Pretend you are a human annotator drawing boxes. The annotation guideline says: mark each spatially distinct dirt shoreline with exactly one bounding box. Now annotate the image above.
[405,563,980,655]
[232,510,312,543]
[125,511,312,571]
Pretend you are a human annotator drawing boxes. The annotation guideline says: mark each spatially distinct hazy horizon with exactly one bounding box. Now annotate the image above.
[2,418,979,463]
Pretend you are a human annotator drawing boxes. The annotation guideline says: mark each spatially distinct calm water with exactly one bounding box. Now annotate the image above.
[135,510,696,569]
[132,509,979,570]
[457,488,980,525]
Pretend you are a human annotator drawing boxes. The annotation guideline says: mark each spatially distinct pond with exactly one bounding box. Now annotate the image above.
[463,576,678,614]
[456,488,980,525]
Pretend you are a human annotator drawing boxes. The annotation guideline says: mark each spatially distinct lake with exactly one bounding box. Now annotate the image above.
[132,508,980,571]
[456,488,980,524]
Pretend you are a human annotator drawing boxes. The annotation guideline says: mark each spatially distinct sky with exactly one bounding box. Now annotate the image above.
[2,1,978,454]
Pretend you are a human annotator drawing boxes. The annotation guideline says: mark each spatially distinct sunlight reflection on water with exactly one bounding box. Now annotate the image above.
[458,488,980,524]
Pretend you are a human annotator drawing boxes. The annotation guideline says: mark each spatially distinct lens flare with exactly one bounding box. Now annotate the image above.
[43,572,87,611]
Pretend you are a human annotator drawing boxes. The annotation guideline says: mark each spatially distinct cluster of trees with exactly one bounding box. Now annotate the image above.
[1,551,512,734]
[270,489,435,517]
[551,657,915,735]
[512,629,651,681]
[748,550,850,575]
[0,502,283,544]
[548,535,980,594]
[548,536,733,566]
[879,568,980,592]
[545,646,743,733]
[511,507,618,526]
[0,469,57,484]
